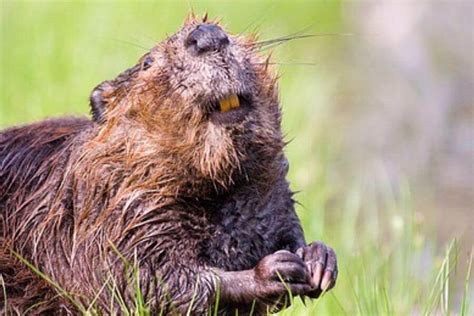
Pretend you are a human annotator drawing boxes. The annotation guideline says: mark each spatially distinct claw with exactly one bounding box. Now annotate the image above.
[312,262,323,288]
[296,247,304,259]
[321,270,332,291]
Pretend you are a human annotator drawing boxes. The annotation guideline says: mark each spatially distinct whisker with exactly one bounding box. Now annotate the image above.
[101,37,150,51]
[251,28,309,48]
[255,62,319,67]
[254,34,319,50]
[238,2,278,35]
[140,34,161,45]
[254,32,353,48]
[251,24,315,47]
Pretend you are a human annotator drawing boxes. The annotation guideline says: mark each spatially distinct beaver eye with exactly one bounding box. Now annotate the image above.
[142,56,154,70]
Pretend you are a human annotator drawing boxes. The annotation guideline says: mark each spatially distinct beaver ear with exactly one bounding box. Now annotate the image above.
[90,81,113,123]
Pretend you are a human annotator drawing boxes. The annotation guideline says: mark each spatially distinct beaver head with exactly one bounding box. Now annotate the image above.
[88,16,284,194]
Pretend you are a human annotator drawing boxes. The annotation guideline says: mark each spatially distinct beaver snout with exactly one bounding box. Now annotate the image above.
[185,24,230,54]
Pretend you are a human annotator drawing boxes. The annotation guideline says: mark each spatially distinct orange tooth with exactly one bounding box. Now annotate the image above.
[229,94,240,109]
[219,97,231,112]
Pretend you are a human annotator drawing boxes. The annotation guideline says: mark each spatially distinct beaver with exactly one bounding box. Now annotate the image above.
[0,15,337,315]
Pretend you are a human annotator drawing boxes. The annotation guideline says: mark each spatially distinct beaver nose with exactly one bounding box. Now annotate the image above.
[185,24,230,54]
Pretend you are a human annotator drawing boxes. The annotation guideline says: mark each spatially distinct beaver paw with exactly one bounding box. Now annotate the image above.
[253,250,312,307]
[296,241,338,298]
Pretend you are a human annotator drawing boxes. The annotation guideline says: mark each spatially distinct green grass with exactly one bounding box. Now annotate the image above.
[0,1,471,315]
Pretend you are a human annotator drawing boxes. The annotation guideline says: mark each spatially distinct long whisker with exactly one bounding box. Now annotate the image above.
[102,37,150,51]
[253,32,353,49]
[238,2,278,35]
[255,62,319,67]
[254,34,320,49]
[252,25,313,47]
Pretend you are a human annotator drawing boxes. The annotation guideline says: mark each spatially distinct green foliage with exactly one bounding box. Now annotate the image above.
[0,1,470,315]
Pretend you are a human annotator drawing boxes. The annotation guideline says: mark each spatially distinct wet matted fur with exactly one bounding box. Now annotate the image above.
[0,15,337,315]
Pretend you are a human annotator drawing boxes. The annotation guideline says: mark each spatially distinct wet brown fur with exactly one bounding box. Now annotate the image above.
[1,16,335,315]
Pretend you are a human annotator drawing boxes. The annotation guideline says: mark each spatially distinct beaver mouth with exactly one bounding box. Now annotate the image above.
[208,94,252,124]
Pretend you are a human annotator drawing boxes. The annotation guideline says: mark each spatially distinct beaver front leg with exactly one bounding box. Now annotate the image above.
[217,250,311,313]
[217,243,337,314]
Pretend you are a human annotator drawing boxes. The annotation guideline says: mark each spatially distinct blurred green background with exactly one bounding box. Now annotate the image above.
[1,0,472,315]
